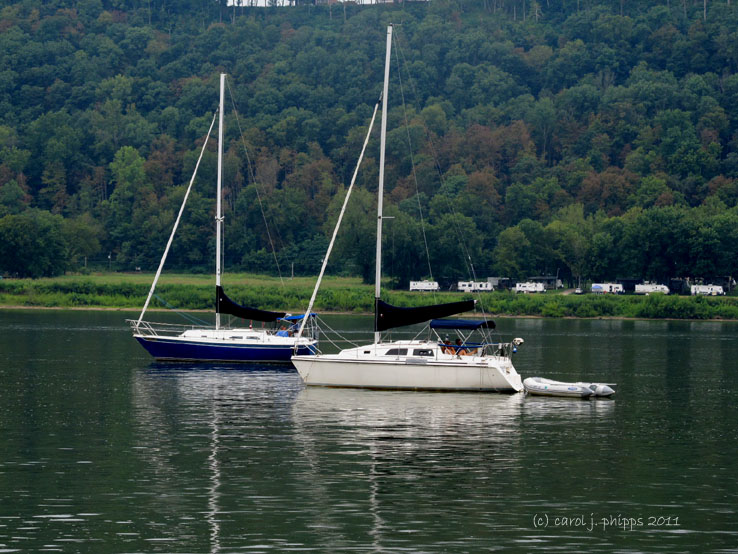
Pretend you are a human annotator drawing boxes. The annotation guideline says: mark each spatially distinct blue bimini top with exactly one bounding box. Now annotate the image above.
[430,319,496,330]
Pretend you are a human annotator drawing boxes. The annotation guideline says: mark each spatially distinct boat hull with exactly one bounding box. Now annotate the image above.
[291,355,523,392]
[135,335,316,363]
[523,377,615,398]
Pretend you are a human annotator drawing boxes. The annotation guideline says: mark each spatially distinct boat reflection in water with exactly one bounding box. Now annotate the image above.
[521,392,616,418]
[128,363,623,551]
[130,364,303,554]
[292,385,526,439]
[290,387,526,550]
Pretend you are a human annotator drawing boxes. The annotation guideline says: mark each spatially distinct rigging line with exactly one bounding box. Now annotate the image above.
[153,294,211,326]
[295,95,382,341]
[225,78,285,287]
[395,33,476,280]
[137,111,218,326]
[394,32,488,318]
[393,30,437,303]
[415,110,476,282]
[315,316,360,349]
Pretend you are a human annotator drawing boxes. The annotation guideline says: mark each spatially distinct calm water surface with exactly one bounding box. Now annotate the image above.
[0,310,737,553]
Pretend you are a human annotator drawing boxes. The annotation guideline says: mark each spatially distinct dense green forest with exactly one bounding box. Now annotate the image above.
[1,0,737,290]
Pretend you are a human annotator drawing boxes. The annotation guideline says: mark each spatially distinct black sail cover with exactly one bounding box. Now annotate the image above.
[375,298,475,332]
[215,286,286,322]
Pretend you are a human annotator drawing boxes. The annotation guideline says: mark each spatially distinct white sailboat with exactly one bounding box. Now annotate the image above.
[291,26,524,392]
[128,74,318,363]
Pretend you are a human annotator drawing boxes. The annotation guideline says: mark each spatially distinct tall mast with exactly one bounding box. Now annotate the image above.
[374,25,392,345]
[215,73,225,330]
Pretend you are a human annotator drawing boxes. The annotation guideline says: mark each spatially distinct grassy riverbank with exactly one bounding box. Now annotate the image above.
[1,273,737,320]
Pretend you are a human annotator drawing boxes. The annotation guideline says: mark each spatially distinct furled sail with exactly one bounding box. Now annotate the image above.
[375,299,475,332]
[215,286,286,322]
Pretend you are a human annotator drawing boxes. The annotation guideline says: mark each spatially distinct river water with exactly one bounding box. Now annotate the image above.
[0,309,736,552]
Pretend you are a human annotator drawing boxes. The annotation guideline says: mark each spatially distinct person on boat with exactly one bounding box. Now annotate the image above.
[455,338,469,356]
[276,326,290,337]
[442,338,454,354]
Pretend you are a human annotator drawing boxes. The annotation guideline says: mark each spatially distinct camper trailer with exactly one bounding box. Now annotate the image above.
[409,280,440,292]
[690,284,725,296]
[515,282,545,293]
[457,281,494,292]
[591,283,624,294]
[635,283,670,295]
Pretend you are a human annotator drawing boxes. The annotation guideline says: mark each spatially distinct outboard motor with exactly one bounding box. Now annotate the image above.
[589,384,616,397]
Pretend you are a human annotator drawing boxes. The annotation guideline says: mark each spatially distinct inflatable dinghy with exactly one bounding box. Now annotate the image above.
[523,377,615,398]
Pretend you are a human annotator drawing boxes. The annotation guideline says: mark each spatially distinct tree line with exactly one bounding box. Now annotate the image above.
[0,0,737,288]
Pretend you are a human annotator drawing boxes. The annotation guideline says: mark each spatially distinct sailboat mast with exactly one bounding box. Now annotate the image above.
[216,73,225,330]
[374,25,392,345]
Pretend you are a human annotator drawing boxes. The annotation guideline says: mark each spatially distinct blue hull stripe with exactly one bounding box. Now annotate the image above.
[135,337,316,363]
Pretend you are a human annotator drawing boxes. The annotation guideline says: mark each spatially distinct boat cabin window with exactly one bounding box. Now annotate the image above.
[413,349,434,356]
[384,348,407,356]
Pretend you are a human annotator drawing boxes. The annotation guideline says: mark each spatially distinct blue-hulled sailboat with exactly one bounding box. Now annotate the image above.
[128,74,317,363]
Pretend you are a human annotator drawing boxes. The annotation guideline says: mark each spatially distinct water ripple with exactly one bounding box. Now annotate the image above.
[2,313,738,552]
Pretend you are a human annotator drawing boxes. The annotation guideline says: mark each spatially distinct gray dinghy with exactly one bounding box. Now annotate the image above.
[523,377,616,398]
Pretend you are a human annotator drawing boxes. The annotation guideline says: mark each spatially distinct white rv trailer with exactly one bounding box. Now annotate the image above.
[457,281,494,292]
[515,282,545,293]
[635,283,670,295]
[409,280,440,292]
[690,284,725,296]
[591,283,624,294]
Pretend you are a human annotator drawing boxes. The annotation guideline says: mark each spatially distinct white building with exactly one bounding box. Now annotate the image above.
[227,0,427,6]
[690,284,725,296]
[591,283,624,294]
[457,281,493,292]
[515,282,545,293]
[409,280,440,292]
[635,283,670,295]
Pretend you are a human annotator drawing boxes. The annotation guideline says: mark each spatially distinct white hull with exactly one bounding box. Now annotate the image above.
[292,341,523,392]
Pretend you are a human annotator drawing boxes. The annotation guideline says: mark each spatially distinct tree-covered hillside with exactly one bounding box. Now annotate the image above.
[1,0,737,287]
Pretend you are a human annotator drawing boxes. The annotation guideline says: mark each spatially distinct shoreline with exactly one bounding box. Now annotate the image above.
[2,274,736,321]
[1,304,736,322]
